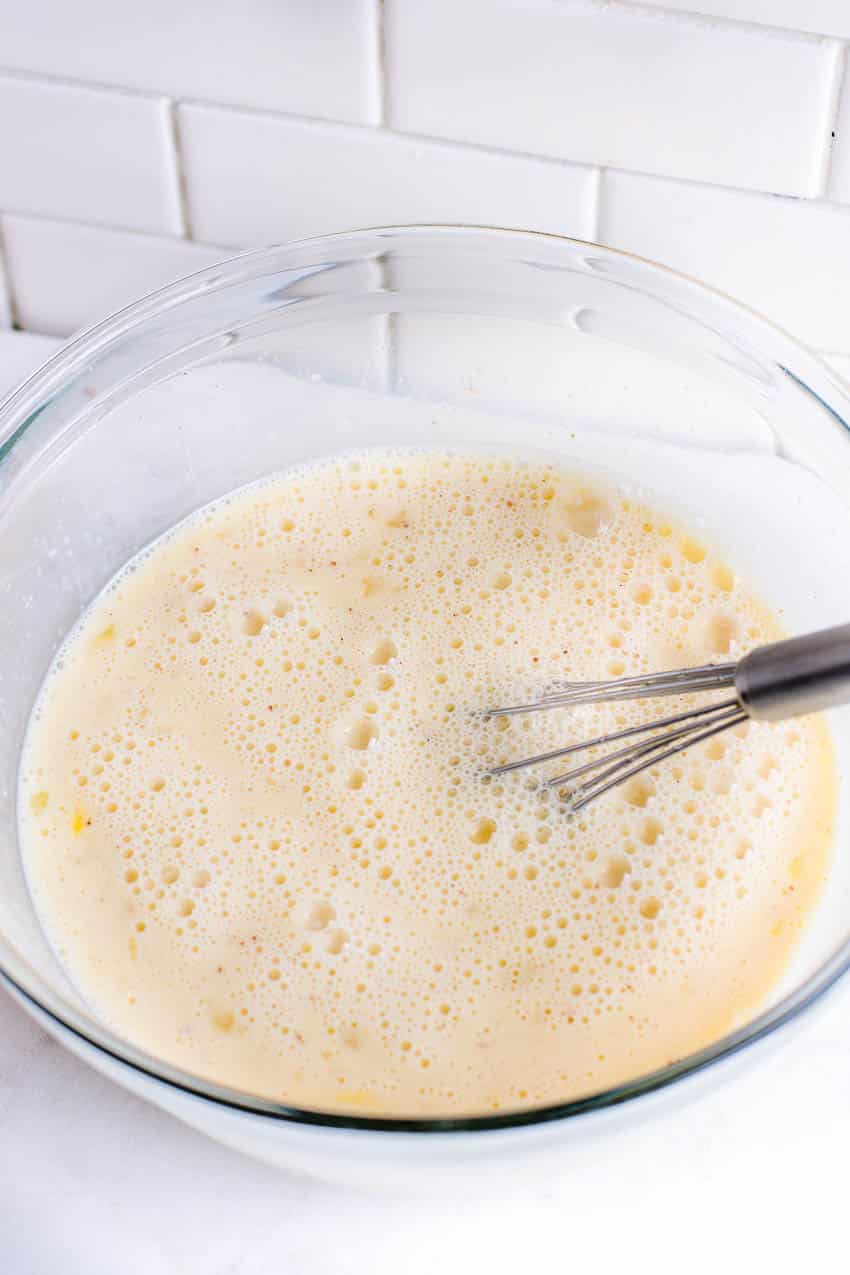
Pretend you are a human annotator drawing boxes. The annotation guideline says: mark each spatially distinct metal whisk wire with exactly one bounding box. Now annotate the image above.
[483,624,850,813]
[486,661,737,717]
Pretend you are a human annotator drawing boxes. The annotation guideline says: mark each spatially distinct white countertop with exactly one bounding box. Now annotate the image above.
[2,331,848,1274]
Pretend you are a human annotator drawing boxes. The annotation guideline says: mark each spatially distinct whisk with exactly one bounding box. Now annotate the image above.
[485,624,850,813]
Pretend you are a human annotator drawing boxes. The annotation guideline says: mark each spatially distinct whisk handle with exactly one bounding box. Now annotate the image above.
[736,624,850,722]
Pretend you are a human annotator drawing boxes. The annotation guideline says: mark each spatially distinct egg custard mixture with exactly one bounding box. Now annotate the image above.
[19,450,835,1116]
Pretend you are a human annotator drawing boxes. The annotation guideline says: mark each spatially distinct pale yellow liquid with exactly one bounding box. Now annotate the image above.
[20,451,835,1116]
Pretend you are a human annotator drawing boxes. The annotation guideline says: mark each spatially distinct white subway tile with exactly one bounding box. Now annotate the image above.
[0,0,378,124]
[179,106,597,247]
[2,217,226,337]
[602,170,850,350]
[386,0,836,197]
[639,1,850,38]
[0,76,181,235]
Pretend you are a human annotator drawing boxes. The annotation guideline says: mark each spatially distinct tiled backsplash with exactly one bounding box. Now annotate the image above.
[1,0,850,357]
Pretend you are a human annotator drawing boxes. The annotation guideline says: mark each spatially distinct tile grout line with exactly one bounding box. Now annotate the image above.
[375,0,389,129]
[0,208,238,252]
[0,64,168,103]
[165,101,191,239]
[818,41,848,197]
[583,0,841,43]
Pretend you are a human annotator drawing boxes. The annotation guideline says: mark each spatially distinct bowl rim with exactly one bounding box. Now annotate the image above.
[3,222,850,1136]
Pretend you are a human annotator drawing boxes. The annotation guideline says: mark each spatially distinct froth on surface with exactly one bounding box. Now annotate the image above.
[19,450,835,1116]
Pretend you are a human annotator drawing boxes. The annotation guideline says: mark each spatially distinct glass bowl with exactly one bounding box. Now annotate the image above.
[2,225,850,1184]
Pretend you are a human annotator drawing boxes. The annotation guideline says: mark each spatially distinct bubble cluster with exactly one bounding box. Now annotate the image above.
[19,450,835,1117]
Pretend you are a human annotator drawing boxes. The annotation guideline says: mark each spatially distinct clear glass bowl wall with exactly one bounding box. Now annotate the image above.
[2,225,850,1137]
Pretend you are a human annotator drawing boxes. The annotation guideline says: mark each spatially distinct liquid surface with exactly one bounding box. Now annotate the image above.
[20,451,835,1116]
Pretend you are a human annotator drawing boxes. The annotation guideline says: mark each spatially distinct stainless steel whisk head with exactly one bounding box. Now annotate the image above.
[484,624,850,813]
